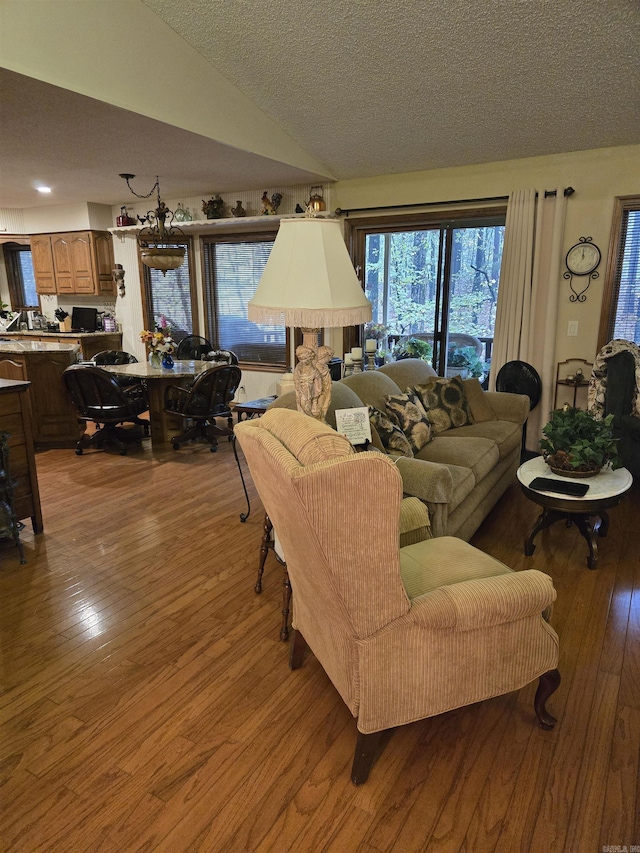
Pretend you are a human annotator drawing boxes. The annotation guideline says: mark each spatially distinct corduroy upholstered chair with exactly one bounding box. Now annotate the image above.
[235,408,561,785]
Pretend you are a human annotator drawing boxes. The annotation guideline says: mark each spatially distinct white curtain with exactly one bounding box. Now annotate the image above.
[490,188,567,450]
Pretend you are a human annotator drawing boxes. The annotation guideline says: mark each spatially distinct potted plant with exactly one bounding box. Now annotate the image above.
[394,336,433,362]
[540,406,620,477]
[446,345,484,379]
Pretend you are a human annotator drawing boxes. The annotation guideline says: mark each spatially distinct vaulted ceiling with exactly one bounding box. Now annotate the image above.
[1,0,639,209]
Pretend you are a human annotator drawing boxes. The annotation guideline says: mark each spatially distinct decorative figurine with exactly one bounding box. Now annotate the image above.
[231,200,246,217]
[295,203,305,213]
[261,191,282,215]
[202,194,225,219]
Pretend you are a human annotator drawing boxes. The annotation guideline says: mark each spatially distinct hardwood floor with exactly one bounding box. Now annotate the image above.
[1,437,638,852]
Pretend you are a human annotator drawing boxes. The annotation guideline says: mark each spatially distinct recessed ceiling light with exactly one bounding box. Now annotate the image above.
[36,186,52,194]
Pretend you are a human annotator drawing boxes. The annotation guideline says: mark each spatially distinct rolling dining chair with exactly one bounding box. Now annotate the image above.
[62,365,149,456]
[175,335,213,360]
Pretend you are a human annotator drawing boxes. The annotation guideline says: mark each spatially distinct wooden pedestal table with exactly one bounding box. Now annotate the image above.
[102,361,212,448]
[517,456,633,569]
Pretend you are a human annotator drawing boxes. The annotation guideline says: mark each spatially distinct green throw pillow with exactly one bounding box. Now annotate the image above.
[412,376,475,434]
[384,392,433,453]
[368,407,413,458]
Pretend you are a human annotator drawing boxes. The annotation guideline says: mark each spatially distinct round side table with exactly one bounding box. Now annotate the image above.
[517,457,632,569]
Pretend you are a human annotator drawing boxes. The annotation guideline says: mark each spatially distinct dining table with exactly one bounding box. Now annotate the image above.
[102,360,213,448]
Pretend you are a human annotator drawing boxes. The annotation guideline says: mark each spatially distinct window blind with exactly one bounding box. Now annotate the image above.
[143,243,193,340]
[611,209,640,345]
[203,238,286,366]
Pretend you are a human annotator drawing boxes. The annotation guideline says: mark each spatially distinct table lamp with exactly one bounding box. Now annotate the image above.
[248,215,371,421]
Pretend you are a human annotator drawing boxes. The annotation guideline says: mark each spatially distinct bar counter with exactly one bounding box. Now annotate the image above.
[0,341,82,448]
[2,331,123,360]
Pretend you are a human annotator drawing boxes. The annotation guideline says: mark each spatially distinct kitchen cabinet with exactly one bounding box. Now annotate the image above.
[0,379,43,532]
[32,231,115,296]
[31,235,57,294]
[0,344,83,449]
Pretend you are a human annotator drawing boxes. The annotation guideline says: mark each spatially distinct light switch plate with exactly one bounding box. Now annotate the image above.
[568,321,578,336]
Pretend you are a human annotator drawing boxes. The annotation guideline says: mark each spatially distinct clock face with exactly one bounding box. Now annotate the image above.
[566,241,601,275]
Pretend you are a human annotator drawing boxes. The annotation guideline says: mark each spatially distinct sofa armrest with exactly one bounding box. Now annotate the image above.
[408,569,556,631]
[483,391,529,425]
[393,455,453,504]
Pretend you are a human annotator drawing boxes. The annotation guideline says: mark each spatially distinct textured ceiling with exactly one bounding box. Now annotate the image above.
[143,0,640,177]
[1,0,639,209]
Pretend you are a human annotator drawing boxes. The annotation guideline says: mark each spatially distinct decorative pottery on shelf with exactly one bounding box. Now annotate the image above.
[149,351,162,369]
[162,353,174,369]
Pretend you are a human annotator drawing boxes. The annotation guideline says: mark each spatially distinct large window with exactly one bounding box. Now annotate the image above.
[3,243,39,310]
[202,234,286,367]
[598,196,640,349]
[141,240,196,341]
[350,208,505,375]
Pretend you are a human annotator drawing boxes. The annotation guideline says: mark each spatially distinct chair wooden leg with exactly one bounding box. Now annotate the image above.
[255,513,273,594]
[280,567,291,641]
[351,729,386,786]
[289,629,308,670]
[534,668,561,730]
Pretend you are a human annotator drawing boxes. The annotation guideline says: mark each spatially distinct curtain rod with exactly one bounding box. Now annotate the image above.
[335,187,574,217]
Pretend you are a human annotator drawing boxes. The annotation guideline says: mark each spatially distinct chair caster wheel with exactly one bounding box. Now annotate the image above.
[119,449,127,456]
[210,446,218,452]
[75,448,83,455]
[240,512,248,522]
[172,443,180,451]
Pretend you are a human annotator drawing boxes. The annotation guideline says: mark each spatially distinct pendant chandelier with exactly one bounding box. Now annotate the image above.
[119,173,186,274]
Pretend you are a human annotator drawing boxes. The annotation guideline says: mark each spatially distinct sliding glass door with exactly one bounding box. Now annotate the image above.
[352,210,505,380]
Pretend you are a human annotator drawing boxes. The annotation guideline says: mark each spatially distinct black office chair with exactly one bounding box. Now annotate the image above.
[496,360,542,461]
[175,335,213,360]
[164,364,250,520]
[62,365,149,456]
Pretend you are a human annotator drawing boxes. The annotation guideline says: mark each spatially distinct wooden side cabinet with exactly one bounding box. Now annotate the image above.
[32,230,115,296]
[0,379,43,533]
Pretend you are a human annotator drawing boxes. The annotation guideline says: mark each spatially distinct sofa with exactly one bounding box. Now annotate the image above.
[271,358,529,540]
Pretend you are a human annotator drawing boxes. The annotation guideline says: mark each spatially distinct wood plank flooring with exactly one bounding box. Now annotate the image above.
[1,437,638,852]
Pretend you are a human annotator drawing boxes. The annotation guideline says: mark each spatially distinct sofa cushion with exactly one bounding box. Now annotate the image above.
[377,358,437,391]
[462,377,495,422]
[413,376,475,433]
[443,420,522,461]
[415,434,499,483]
[400,536,513,599]
[342,370,402,413]
[384,392,433,453]
[368,407,413,457]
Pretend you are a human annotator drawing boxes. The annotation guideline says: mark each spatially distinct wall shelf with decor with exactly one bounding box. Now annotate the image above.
[554,358,593,409]
[109,212,309,239]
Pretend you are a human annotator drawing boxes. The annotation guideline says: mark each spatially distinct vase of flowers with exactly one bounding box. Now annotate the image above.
[140,325,175,369]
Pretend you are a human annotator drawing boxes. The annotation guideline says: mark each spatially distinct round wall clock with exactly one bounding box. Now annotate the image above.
[566,238,601,276]
[564,236,601,302]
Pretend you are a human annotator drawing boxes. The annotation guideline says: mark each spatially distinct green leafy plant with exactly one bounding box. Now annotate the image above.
[393,336,432,362]
[448,346,484,378]
[540,406,620,473]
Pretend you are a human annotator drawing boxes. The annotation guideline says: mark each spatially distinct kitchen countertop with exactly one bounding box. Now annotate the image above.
[0,340,80,353]
[1,330,119,338]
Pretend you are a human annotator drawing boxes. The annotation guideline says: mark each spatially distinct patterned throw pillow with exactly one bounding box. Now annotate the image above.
[368,407,413,458]
[384,392,433,453]
[412,376,475,434]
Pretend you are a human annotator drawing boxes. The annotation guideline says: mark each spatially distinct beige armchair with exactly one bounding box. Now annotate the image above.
[235,409,560,785]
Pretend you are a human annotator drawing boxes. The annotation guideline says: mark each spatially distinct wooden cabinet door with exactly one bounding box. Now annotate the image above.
[52,234,75,293]
[31,235,57,294]
[69,232,96,294]
[94,232,115,296]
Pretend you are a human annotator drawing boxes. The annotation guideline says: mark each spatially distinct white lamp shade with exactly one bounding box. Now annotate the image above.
[248,217,371,328]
